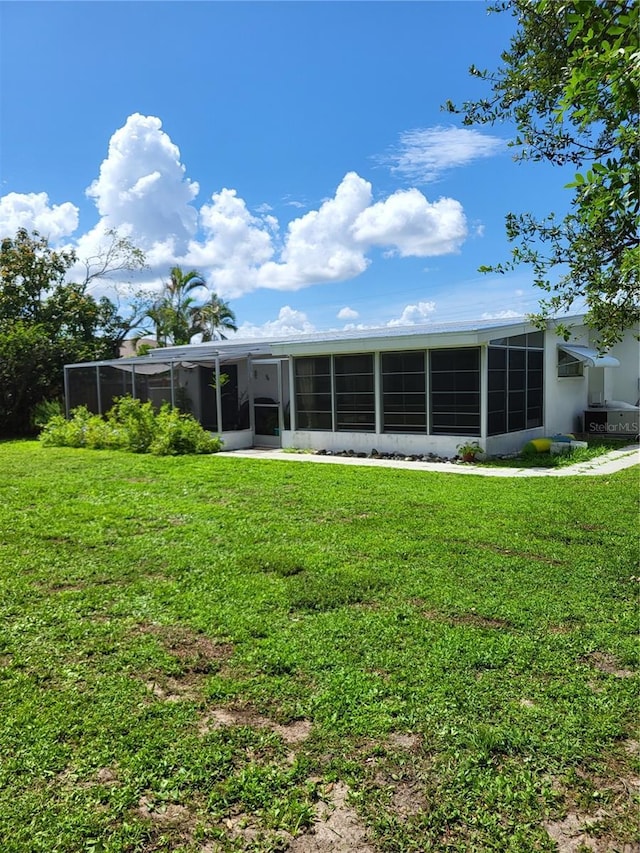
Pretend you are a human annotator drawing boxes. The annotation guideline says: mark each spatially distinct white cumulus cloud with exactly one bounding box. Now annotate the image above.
[337,306,359,320]
[480,309,522,320]
[0,192,79,241]
[187,188,276,297]
[0,115,474,302]
[387,300,436,327]
[235,306,315,339]
[386,125,505,183]
[352,189,467,257]
[86,113,199,251]
[256,172,373,290]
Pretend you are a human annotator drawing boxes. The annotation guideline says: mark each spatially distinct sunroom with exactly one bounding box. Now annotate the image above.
[273,320,547,457]
[64,316,636,455]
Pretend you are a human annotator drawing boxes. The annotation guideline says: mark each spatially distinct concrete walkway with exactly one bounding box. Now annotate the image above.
[217,445,640,477]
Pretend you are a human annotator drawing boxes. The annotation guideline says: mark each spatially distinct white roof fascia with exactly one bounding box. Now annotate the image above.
[271,321,542,357]
[273,332,481,356]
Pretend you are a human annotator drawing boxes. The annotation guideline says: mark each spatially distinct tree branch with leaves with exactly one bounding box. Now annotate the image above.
[445,0,639,348]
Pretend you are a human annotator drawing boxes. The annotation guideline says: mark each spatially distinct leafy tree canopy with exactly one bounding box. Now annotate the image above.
[445,0,639,348]
[0,228,147,434]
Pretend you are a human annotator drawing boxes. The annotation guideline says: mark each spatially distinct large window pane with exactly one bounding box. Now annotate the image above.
[488,334,544,435]
[382,351,426,433]
[335,353,374,432]
[430,348,480,435]
[294,357,332,430]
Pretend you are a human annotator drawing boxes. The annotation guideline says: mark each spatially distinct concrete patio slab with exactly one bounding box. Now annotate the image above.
[216,445,640,477]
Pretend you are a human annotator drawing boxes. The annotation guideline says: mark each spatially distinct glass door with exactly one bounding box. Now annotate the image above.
[253,360,282,447]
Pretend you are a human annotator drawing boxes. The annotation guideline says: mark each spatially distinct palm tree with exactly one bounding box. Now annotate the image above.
[147,266,207,346]
[193,294,237,341]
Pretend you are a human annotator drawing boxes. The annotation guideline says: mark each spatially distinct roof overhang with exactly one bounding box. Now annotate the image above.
[558,344,620,368]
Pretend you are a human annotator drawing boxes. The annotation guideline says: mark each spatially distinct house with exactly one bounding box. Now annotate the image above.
[64,315,639,456]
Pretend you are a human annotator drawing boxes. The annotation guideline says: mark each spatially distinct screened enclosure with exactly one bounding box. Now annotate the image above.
[64,358,251,434]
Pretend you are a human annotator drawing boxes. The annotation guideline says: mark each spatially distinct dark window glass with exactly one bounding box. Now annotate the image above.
[335,354,375,432]
[382,351,426,433]
[431,348,479,372]
[509,349,526,371]
[488,347,507,369]
[488,369,506,392]
[527,331,544,348]
[67,366,101,413]
[294,357,333,431]
[488,410,506,435]
[488,337,545,435]
[383,394,426,413]
[295,356,330,377]
[430,348,480,435]
[508,408,526,432]
[334,354,373,375]
[509,370,526,391]
[335,374,374,394]
[507,334,527,348]
[383,373,425,394]
[99,365,134,414]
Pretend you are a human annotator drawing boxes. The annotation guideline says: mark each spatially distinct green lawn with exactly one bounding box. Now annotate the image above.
[0,441,638,852]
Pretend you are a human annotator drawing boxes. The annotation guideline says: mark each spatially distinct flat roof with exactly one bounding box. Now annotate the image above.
[66,314,586,369]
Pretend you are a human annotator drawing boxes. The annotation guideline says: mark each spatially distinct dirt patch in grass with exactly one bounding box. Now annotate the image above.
[289,781,376,853]
[145,676,203,702]
[544,809,639,853]
[451,612,512,629]
[386,732,421,751]
[547,744,640,853]
[95,767,118,784]
[389,778,427,820]
[135,795,202,850]
[200,706,313,744]
[136,625,234,703]
[461,539,566,566]
[549,622,582,634]
[139,623,233,671]
[421,607,512,630]
[583,651,636,678]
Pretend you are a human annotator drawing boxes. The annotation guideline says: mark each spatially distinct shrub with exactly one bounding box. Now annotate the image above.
[40,396,223,456]
[31,398,65,431]
[40,406,103,448]
[149,404,222,456]
[106,396,157,453]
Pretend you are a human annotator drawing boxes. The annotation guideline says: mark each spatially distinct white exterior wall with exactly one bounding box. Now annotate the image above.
[544,327,590,435]
[543,325,639,434]
[218,429,254,450]
[282,429,470,458]
[484,428,546,456]
[252,362,279,401]
[599,331,640,405]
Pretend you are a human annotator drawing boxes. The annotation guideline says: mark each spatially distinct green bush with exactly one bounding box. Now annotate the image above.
[149,404,222,455]
[40,396,223,456]
[40,406,104,449]
[31,398,65,431]
[106,396,157,452]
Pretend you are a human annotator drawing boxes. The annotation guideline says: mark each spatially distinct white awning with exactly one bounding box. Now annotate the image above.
[558,344,620,368]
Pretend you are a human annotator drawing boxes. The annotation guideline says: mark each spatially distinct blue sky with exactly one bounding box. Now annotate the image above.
[0,1,575,338]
